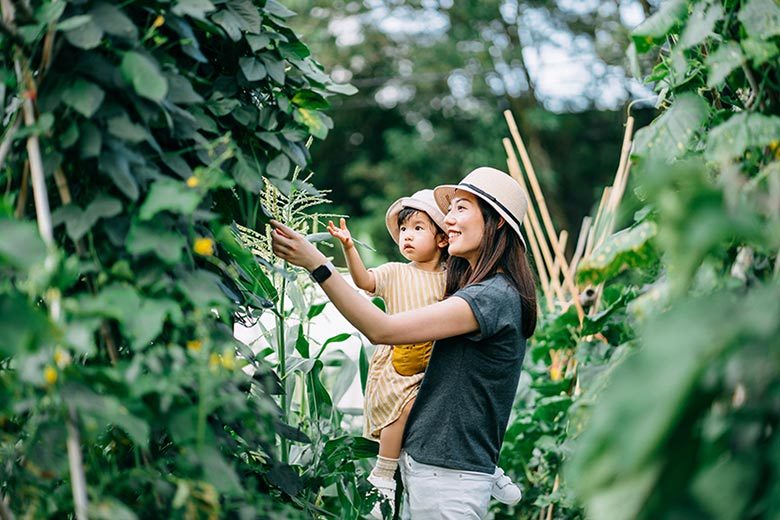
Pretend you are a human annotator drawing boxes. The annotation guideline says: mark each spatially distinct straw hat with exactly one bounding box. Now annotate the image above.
[385,189,446,244]
[433,167,528,248]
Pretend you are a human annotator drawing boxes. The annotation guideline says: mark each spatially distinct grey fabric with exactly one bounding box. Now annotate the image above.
[402,274,526,474]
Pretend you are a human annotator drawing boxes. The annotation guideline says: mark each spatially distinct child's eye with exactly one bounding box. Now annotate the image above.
[416,226,423,231]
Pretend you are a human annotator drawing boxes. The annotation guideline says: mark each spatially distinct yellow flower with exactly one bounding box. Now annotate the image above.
[54,347,72,368]
[152,15,165,29]
[186,176,200,188]
[193,237,215,256]
[44,365,58,385]
[221,347,235,370]
[187,340,203,352]
[209,353,221,371]
[550,366,562,382]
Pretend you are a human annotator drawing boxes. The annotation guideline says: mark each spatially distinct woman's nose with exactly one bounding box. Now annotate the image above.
[444,211,456,225]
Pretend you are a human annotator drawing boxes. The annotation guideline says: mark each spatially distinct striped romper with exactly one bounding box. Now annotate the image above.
[363,262,446,439]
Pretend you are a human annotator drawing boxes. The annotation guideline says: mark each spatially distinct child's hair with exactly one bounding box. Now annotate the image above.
[397,207,449,262]
[444,198,537,338]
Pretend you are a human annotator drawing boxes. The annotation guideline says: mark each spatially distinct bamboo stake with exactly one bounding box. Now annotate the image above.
[524,212,554,311]
[504,112,583,313]
[2,1,90,514]
[545,473,560,520]
[549,230,568,294]
[568,216,591,281]
[503,138,566,302]
[585,186,612,257]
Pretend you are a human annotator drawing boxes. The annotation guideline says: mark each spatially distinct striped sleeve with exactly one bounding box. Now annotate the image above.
[367,262,397,298]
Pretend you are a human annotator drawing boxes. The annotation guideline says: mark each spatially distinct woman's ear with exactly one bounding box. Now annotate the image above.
[497,216,506,229]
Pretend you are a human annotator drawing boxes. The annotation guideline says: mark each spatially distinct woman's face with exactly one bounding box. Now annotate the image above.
[443,190,485,267]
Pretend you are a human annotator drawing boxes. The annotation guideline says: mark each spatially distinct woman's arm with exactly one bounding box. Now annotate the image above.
[271,220,478,344]
[327,218,376,292]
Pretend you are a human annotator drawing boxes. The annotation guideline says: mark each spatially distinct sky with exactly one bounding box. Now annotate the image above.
[325,0,656,113]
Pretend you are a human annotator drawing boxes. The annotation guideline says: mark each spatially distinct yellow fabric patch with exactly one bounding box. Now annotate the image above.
[392,341,433,376]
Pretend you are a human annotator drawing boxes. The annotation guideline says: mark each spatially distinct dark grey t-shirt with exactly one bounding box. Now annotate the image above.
[402,274,527,473]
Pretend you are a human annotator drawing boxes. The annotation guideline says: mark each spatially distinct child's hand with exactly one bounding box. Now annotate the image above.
[327,218,354,249]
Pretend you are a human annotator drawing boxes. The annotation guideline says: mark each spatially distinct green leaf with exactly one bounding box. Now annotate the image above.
[99,151,138,200]
[266,153,290,178]
[79,121,102,158]
[265,0,296,18]
[62,79,106,118]
[52,196,122,240]
[139,179,203,220]
[307,302,328,319]
[631,0,687,53]
[57,15,92,32]
[246,34,271,52]
[325,82,358,96]
[166,74,204,104]
[359,343,369,395]
[261,56,286,84]
[227,0,262,34]
[232,155,264,193]
[705,112,780,162]
[178,269,231,308]
[239,57,267,81]
[172,0,216,20]
[577,222,657,286]
[107,114,149,143]
[126,222,185,264]
[36,2,66,24]
[120,51,168,102]
[91,3,138,40]
[316,333,352,360]
[211,10,243,41]
[64,18,104,49]
[293,108,328,139]
[0,219,47,269]
[741,38,779,66]
[738,0,780,40]
[0,293,54,356]
[678,2,722,49]
[64,383,150,446]
[292,90,329,110]
[294,325,310,358]
[706,42,744,88]
[198,446,243,495]
[632,93,709,163]
[127,298,181,349]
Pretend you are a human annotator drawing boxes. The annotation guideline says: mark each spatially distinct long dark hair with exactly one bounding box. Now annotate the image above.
[444,197,537,337]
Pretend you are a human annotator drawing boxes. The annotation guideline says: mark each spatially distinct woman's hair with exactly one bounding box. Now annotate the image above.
[444,198,537,337]
[397,207,449,262]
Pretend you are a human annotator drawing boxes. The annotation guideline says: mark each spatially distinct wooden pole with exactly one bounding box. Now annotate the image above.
[549,230,568,294]
[504,112,583,316]
[503,138,566,302]
[569,216,591,281]
[524,213,554,311]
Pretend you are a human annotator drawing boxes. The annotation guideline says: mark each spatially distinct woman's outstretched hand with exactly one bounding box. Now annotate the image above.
[270,220,328,272]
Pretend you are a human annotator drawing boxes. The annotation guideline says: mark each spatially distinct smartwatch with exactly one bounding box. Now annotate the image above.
[309,261,335,284]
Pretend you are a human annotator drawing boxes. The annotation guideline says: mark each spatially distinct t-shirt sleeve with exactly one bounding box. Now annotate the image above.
[452,280,509,341]
[366,263,396,298]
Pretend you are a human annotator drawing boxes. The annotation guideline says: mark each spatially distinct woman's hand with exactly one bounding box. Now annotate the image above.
[270,220,328,272]
[327,218,354,250]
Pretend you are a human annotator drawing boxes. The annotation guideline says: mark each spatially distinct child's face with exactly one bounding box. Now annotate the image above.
[398,212,446,263]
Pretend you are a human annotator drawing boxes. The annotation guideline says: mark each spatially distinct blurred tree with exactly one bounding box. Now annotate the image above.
[287,0,658,260]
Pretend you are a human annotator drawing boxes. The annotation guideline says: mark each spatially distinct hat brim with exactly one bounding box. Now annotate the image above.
[385,198,447,244]
[433,185,527,248]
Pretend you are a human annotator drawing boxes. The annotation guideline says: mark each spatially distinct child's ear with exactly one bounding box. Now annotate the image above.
[437,234,449,248]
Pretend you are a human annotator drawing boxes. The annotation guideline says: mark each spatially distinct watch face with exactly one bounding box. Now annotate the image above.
[312,263,332,283]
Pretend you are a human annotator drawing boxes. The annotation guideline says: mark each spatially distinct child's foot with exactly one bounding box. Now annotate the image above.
[492,467,522,505]
[367,474,396,519]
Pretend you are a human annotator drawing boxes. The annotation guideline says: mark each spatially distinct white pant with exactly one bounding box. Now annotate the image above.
[398,451,494,519]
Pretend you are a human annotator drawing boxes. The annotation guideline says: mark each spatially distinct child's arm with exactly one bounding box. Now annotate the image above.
[327,218,376,293]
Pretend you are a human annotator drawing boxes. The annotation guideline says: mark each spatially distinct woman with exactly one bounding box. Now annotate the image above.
[271,167,537,519]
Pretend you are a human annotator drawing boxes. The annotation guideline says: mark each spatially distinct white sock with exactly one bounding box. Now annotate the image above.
[370,455,399,481]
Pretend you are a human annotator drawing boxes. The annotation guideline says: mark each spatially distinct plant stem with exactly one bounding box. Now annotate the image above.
[277,273,289,462]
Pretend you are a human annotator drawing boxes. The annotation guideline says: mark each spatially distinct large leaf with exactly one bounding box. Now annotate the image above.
[631,0,687,53]
[741,38,779,66]
[62,79,105,118]
[705,113,780,162]
[632,93,709,163]
[239,57,267,82]
[738,0,780,40]
[0,219,47,269]
[126,222,185,264]
[52,195,122,240]
[678,2,723,49]
[64,17,104,49]
[172,0,216,20]
[139,179,203,220]
[577,222,657,286]
[227,0,262,33]
[120,51,168,102]
[91,2,137,40]
[706,42,744,88]
[178,269,231,308]
[0,293,54,356]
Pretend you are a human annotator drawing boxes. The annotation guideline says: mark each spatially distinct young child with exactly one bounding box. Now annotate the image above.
[328,190,522,517]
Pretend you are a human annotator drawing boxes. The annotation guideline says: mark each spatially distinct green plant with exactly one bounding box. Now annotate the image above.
[0,0,359,516]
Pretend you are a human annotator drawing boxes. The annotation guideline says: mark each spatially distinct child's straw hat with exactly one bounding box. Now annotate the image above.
[433,167,529,248]
[385,189,446,244]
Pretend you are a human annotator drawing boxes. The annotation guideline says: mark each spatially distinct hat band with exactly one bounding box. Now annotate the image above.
[459,183,522,230]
